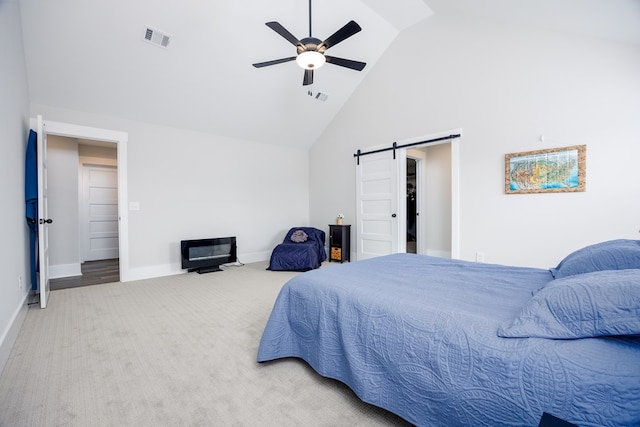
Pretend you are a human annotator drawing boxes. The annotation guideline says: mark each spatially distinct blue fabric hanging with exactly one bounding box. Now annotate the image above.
[25,129,38,291]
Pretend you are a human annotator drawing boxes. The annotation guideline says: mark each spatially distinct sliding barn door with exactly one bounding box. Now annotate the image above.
[355,150,403,260]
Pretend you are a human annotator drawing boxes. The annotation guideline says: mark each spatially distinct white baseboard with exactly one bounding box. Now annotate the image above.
[122,251,271,282]
[0,292,30,376]
[425,249,452,258]
[123,263,184,282]
[49,263,82,279]
[237,250,270,265]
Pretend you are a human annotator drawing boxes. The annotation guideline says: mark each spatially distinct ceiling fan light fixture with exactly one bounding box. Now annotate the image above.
[296,51,326,70]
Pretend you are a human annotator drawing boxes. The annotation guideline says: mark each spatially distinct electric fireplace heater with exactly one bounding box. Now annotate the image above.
[180,237,237,273]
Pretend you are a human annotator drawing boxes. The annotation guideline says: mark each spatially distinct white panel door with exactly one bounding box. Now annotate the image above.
[36,116,51,308]
[83,165,119,261]
[355,150,402,260]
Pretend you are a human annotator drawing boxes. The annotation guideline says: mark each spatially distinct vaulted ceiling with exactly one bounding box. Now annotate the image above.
[18,0,640,149]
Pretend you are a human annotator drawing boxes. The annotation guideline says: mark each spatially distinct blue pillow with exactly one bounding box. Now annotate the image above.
[550,239,640,279]
[498,269,640,339]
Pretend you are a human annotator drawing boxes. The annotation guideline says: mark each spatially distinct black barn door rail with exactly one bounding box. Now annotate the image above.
[354,133,461,165]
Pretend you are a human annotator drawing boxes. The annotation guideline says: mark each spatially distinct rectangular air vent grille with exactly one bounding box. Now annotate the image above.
[143,27,171,48]
[307,91,328,102]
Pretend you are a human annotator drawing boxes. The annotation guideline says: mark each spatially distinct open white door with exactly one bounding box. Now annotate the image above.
[355,150,402,260]
[36,115,52,308]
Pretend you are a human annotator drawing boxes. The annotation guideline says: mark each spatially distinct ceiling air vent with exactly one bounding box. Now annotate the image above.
[143,27,171,49]
[307,91,328,102]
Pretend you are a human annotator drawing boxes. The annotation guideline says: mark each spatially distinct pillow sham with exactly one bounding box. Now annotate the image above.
[498,269,640,339]
[290,229,308,243]
[550,239,640,279]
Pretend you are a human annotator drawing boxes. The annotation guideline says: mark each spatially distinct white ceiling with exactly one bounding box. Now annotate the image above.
[426,0,640,45]
[19,0,640,149]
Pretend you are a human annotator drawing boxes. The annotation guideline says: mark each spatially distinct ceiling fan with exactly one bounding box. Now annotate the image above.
[252,0,366,86]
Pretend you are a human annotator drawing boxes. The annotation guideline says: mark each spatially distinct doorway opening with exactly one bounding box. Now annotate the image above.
[406,157,417,254]
[48,138,121,290]
[355,129,460,261]
[34,118,129,292]
[405,143,453,258]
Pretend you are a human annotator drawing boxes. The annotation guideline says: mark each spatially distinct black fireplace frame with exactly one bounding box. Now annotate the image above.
[180,236,237,273]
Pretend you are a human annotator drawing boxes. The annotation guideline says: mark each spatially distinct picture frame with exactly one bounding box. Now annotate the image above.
[505,145,586,194]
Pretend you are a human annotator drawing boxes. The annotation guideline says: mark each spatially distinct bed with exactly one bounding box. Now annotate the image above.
[257,240,640,426]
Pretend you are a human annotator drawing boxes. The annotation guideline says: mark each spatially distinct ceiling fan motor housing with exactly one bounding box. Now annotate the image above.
[297,37,326,54]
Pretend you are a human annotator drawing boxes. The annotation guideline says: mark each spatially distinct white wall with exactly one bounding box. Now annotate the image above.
[47,135,81,275]
[421,144,452,257]
[79,144,117,160]
[0,0,32,373]
[310,14,640,268]
[30,104,310,279]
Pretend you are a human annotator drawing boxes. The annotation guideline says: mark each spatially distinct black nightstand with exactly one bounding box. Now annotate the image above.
[329,224,351,263]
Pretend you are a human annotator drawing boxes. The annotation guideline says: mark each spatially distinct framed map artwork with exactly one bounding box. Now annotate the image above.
[505,145,586,194]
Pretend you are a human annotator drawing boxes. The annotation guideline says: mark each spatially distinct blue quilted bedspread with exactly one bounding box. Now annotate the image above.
[258,254,640,426]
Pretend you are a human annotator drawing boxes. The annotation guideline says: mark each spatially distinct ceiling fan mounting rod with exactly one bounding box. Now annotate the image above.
[308,0,312,37]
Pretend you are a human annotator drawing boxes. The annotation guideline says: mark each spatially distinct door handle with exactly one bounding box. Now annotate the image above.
[391,213,397,218]
[39,218,53,224]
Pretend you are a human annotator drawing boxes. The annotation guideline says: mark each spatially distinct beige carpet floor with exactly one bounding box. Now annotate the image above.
[0,261,407,427]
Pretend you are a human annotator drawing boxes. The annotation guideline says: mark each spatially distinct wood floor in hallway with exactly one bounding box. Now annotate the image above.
[50,259,120,290]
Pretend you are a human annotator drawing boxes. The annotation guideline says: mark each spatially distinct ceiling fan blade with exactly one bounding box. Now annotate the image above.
[320,20,362,50]
[252,57,296,68]
[265,22,303,47]
[303,69,314,86]
[325,55,366,71]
